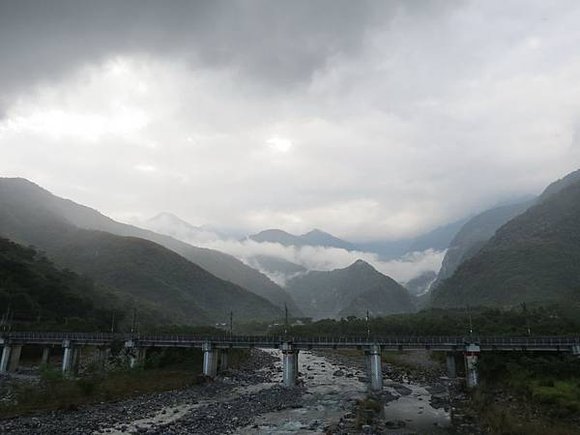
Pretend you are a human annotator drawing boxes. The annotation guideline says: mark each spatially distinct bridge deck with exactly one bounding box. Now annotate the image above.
[2,332,579,352]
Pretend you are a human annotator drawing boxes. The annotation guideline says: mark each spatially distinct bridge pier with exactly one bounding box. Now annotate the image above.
[62,340,80,376]
[464,344,480,389]
[0,344,22,373]
[0,344,8,373]
[367,344,383,392]
[282,342,298,387]
[446,352,457,378]
[202,343,219,378]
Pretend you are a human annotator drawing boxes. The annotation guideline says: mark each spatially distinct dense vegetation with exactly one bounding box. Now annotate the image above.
[0,237,123,330]
[268,304,580,337]
[473,353,580,434]
[432,179,580,308]
[0,178,283,325]
[433,199,533,287]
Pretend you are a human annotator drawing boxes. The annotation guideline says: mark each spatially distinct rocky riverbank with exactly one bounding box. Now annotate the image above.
[1,348,489,435]
[0,350,305,435]
[318,349,485,434]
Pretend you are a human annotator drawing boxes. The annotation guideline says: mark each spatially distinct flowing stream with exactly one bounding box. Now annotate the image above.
[237,350,451,434]
[97,350,451,434]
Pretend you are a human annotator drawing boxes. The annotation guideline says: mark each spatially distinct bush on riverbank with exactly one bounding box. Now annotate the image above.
[0,348,250,417]
[0,368,200,417]
[473,353,580,433]
[271,304,580,337]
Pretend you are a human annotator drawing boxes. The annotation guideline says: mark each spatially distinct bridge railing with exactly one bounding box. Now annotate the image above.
[2,332,579,348]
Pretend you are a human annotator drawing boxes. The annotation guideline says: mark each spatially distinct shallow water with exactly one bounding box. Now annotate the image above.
[236,350,367,434]
[237,350,452,434]
[383,381,451,434]
[96,349,451,434]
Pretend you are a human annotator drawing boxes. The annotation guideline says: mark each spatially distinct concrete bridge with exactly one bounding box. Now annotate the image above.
[2,332,579,391]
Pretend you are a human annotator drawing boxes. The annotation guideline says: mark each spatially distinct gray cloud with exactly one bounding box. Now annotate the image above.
[1,1,580,240]
[0,0,412,101]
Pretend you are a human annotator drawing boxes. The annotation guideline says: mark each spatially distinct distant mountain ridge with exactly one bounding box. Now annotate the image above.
[144,212,223,243]
[140,213,302,315]
[0,178,284,323]
[354,218,467,260]
[286,259,415,319]
[432,199,535,289]
[248,228,354,250]
[431,170,580,294]
[431,171,580,308]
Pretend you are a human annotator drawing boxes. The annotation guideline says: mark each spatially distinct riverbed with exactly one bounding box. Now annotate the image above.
[0,349,454,434]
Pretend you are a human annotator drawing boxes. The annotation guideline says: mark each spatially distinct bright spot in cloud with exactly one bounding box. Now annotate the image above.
[266,136,293,153]
[134,164,158,173]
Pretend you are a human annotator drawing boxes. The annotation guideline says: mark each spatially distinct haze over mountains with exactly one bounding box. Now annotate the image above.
[2,167,580,327]
[140,211,449,289]
[432,170,580,308]
[0,178,287,323]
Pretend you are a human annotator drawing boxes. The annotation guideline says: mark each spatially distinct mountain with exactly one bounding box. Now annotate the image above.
[246,255,307,286]
[431,171,580,292]
[249,229,303,246]
[538,169,580,201]
[354,218,467,260]
[0,178,283,324]
[431,177,580,308]
[141,213,301,314]
[248,228,354,250]
[143,212,222,243]
[432,199,535,288]
[406,218,469,253]
[0,178,294,314]
[300,229,355,250]
[0,237,121,329]
[285,259,415,319]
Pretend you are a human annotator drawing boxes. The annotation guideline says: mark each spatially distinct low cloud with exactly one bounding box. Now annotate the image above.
[187,235,443,285]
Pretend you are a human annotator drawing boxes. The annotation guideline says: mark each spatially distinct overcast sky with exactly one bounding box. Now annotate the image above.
[2,0,580,241]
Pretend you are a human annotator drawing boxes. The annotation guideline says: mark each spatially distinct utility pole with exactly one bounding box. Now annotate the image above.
[284,303,289,336]
[110,312,116,333]
[229,310,233,336]
[366,310,370,339]
[131,308,137,334]
[466,305,473,338]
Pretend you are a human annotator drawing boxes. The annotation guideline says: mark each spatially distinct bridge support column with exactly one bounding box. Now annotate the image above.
[282,342,298,387]
[62,340,75,375]
[367,344,383,392]
[464,344,480,389]
[8,345,22,372]
[446,352,457,378]
[41,347,51,366]
[0,344,21,373]
[202,343,218,378]
[0,344,10,373]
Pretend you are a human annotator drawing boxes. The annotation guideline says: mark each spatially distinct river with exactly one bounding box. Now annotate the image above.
[0,349,454,434]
